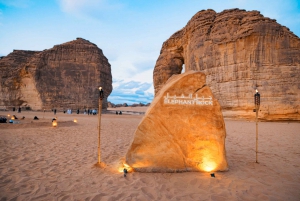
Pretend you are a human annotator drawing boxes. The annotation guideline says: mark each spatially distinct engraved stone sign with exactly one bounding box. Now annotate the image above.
[125,71,228,172]
[164,93,213,105]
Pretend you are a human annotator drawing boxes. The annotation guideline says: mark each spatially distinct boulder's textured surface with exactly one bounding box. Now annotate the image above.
[153,9,300,120]
[0,38,112,110]
[125,71,228,172]
[0,50,39,108]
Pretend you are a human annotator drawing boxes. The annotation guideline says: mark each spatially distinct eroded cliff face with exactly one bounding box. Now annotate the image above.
[0,50,40,108]
[0,38,112,110]
[153,9,300,120]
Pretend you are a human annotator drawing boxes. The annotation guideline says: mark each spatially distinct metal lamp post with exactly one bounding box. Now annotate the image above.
[254,89,260,163]
[98,87,104,165]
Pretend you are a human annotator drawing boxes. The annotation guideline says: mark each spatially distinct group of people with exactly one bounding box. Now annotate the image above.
[116,111,123,115]
[56,109,98,115]
[12,107,22,113]
[87,109,98,115]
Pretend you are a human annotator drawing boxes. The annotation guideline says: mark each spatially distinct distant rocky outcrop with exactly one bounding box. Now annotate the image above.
[107,102,116,108]
[0,38,112,110]
[107,102,150,108]
[125,71,228,172]
[153,9,300,120]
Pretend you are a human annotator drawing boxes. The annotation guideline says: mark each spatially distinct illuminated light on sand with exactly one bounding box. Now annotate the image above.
[118,162,133,173]
[118,167,124,173]
[52,119,57,127]
[74,119,77,123]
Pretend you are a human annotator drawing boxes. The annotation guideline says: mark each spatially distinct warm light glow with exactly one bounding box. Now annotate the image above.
[118,167,124,173]
[256,89,258,93]
[7,114,10,117]
[73,119,77,123]
[52,120,57,127]
[203,161,217,172]
[124,163,130,168]
[11,116,15,120]
[198,157,217,172]
[118,162,133,173]
[99,87,102,90]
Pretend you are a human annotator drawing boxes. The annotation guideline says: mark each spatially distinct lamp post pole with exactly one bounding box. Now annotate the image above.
[254,89,260,163]
[98,87,104,165]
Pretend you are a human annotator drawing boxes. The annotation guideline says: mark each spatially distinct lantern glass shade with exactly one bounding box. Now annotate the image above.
[99,86,104,99]
[52,120,57,127]
[254,93,260,106]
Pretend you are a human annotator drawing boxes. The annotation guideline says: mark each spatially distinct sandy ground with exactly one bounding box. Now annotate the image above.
[0,110,299,201]
[107,107,148,113]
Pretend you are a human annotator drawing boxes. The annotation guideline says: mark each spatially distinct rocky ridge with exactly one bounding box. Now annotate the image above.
[153,9,300,120]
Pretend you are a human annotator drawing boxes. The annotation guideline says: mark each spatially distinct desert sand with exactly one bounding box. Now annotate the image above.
[0,109,299,201]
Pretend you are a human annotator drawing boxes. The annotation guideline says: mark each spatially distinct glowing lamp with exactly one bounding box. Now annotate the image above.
[52,119,57,127]
[99,87,104,100]
[11,116,15,120]
[7,114,10,117]
[73,119,77,123]
[118,163,133,173]
[254,89,260,109]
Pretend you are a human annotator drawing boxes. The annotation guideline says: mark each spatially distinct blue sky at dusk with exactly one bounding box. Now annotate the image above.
[0,0,299,104]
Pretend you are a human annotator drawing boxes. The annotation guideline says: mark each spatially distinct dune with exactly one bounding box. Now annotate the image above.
[0,109,299,200]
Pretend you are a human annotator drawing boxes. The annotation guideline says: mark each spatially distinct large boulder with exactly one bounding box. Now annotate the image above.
[0,38,112,110]
[153,9,300,120]
[125,71,228,172]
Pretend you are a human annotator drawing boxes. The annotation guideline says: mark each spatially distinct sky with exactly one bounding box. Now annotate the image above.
[0,0,299,104]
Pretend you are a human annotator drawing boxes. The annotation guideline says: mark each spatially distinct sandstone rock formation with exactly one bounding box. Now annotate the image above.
[125,71,228,172]
[153,9,300,120]
[0,38,112,110]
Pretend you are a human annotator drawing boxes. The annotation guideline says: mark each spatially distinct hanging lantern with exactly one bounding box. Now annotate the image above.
[254,89,260,108]
[52,119,57,127]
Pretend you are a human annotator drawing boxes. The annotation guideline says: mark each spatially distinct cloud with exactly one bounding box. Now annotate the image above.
[58,0,103,13]
[56,0,122,17]
[108,80,153,104]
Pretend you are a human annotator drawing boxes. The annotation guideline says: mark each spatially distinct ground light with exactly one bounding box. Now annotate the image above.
[123,168,128,177]
[118,162,133,173]
[52,119,57,127]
